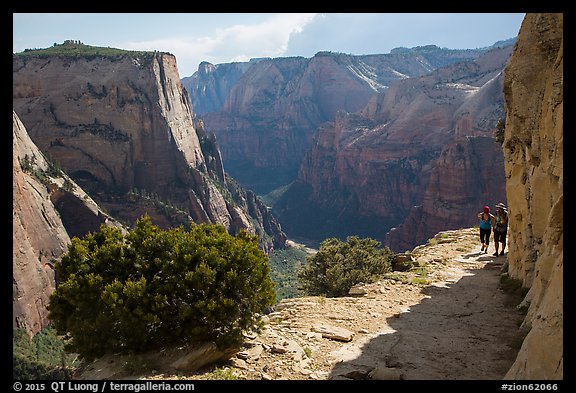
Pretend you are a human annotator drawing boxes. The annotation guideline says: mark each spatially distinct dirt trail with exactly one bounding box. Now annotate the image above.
[330,235,523,380]
[76,227,524,381]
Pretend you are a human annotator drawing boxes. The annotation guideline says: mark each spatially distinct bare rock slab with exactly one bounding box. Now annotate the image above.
[170,342,237,372]
[311,323,354,342]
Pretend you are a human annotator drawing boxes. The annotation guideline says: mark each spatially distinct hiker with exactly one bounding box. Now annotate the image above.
[477,205,494,253]
[493,202,508,256]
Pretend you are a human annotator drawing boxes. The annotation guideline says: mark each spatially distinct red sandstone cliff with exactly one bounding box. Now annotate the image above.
[12,44,286,252]
[13,111,64,335]
[274,46,512,250]
[200,48,493,194]
[13,110,123,335]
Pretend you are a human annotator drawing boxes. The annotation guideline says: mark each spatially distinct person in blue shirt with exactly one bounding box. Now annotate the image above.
[477,205,495,253]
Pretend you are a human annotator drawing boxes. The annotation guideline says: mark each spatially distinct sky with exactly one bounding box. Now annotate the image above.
[13,13,526,78]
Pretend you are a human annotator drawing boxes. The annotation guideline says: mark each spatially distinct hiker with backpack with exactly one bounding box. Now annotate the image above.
[493,202,508,256]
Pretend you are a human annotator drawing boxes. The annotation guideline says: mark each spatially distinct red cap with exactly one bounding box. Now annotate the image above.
[483,206,490,213]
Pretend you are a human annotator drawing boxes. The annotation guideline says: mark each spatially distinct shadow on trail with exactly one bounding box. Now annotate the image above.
[329,258,524,380]
[460,250,505,262]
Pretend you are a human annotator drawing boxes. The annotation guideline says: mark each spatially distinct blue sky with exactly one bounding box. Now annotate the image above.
[13,13,526,78]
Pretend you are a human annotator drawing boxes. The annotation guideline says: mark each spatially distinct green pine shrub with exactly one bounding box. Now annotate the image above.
[298,236,393,297]
[48,214,276,360]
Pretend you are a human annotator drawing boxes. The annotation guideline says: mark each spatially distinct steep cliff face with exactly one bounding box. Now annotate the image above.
[275,46,512,249]
[501,13,563,380]
[200,48,492,194]
[13,44,285,251]
[182,59,262,115]
[201,56,316,193]
[13,110,122,335]
[14,111,63,335]
[388,136,507,252]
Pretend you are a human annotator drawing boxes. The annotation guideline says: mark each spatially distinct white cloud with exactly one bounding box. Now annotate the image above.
[117,13,318,77]
[14,13,523,78]
[284,13,525,59]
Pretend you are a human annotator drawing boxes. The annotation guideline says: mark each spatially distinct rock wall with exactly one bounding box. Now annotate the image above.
[182,59,261,115]
[200,48,492,194]
[274,46,512,249]
[13,111,64,335]
[13,47,286,251]
[501,13,563,380]
[388,136,507,252]
[13,52,202,199]
[13,110,122,335]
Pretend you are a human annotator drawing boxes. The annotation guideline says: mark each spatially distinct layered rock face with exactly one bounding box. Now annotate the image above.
[388,136,507,252]
[14,111,64,335]
[200,47,493,194]
[501,13,563,380]
[181,59,262,115]
[275,46,512,249]
[13,110,122,335]
[13,47,286,252]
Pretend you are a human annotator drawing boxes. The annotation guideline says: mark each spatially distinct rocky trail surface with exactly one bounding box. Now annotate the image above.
[76,227,524,381]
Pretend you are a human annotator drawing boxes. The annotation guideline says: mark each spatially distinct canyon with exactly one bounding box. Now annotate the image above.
[192,44,509,195]
[12,12,562,380]
[192,43,513,250]
[12,46,286,252]
[141,15,563,379]
[12,44,286,335]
